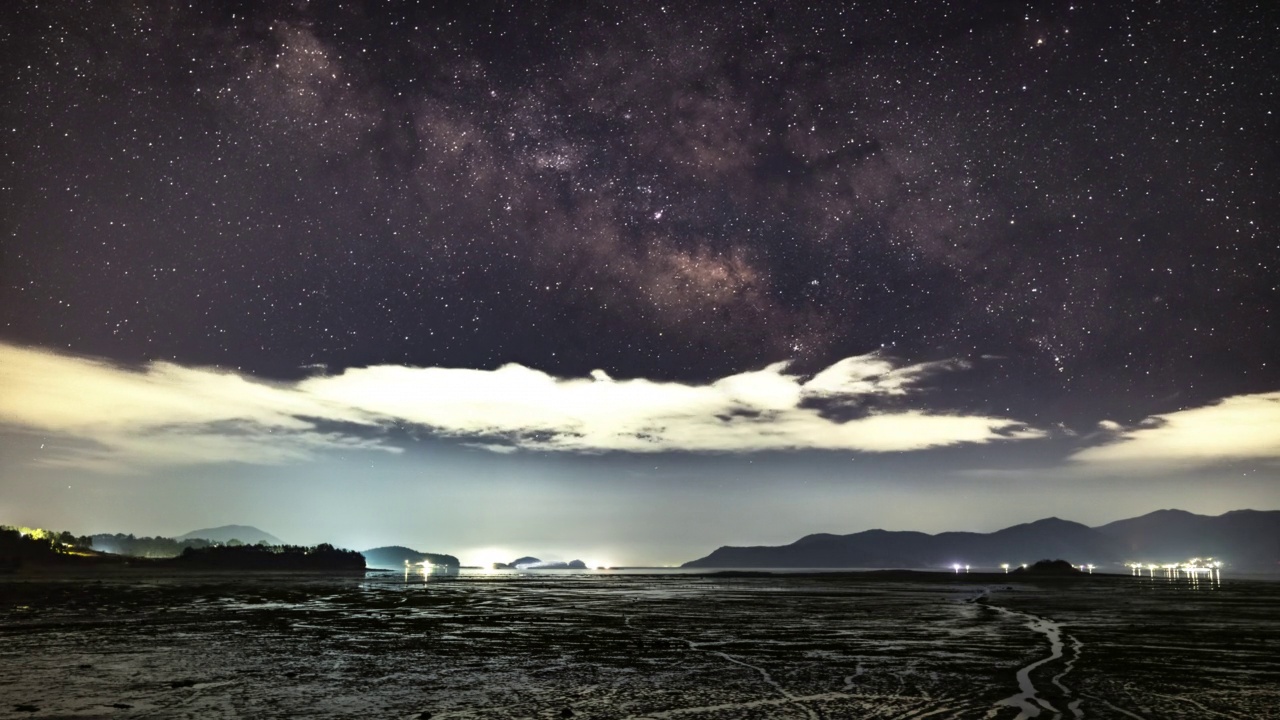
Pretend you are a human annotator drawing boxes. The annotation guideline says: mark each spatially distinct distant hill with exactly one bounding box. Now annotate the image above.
[684,518,1111,569]
[1094,509,1280,572]
[683,510,1280,572]
[176,525,282,546]
[361,546,460,569]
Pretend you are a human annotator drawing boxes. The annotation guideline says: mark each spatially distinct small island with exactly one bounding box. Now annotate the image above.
[493,557,588,570]
[1009,559,1082,576]
[362,545,460,571]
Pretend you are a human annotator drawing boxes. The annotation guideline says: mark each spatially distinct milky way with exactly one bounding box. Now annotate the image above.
[1,2,1276,558]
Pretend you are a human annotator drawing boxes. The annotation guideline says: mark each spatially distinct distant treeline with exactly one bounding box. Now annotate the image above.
[4,525,365,572]
[173,543,365,571]
[1,526,93,569]
[91,533,225,558]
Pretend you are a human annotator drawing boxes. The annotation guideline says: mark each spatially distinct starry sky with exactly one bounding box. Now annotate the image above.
[1,1,1277,566]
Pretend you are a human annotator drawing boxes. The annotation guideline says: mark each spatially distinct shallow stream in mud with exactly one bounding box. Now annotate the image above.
[1,572,1277,719]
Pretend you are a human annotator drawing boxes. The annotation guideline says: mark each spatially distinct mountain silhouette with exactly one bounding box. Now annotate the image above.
[176,525,282,546]
[682,510,1279,572]
[1094,509,1280,571]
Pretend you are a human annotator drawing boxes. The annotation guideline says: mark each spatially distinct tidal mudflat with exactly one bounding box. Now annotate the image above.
[1,571,1277,719]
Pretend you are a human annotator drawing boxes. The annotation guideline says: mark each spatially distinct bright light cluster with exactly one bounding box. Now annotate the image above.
[1127,557,1223,582]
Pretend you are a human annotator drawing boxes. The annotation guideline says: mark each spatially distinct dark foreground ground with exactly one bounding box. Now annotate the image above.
[1,570,1276,719]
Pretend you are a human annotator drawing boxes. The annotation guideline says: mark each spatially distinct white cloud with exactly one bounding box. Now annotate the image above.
[803,356,968,399]
[0,342,1042,471]
[1069,392,1280,467]
[0,344,394,471]
[295,355,1037,454]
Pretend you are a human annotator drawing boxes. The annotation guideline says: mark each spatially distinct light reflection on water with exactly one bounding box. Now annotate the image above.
[382,565,1011,580]
[1130,573,1223,589]
[377,564,1270,593]
[381,564,910,589]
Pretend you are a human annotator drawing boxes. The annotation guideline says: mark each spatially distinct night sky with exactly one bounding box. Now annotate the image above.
[2,1,1277,566]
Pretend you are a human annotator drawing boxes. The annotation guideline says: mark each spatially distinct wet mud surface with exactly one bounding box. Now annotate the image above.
[1,572,1276,719]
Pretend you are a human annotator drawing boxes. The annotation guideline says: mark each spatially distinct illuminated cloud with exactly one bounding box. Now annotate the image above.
[0,343,392,471]
[804,356,969,398]
[0,342,1041,471]
[299,357,1041,454]
[1070,392,1280,467]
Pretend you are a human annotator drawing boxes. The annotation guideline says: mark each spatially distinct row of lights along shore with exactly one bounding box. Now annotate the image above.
[950,563,1096,574]
[1127,558,1222,583]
